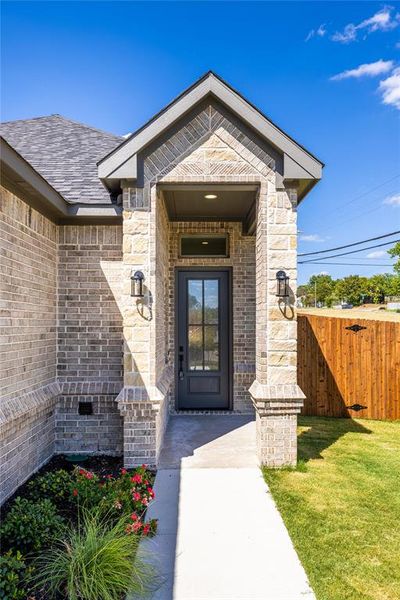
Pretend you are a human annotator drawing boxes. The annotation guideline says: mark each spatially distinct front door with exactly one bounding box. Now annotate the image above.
[176,269,231,410]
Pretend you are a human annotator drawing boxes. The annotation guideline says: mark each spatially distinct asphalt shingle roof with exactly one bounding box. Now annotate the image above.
[0,115,123,204]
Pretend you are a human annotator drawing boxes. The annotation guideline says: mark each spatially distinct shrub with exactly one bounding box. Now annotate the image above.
[26,469,72,506]
[0,550,33,600]
[33,510,154,600]
[0,498,65,554]
[71,466,157,531]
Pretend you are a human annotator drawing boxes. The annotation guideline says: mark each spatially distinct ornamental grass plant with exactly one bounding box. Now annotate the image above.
[33,508,155,600]
[1,460,158,600]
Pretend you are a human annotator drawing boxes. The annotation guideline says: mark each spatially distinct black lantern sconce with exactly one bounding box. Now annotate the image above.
[131,270,145,298]
[276,270,289,298]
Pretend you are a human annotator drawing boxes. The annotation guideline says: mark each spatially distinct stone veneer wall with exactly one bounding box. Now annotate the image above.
[153,194,170,455]
[55,225,123,455]
[0,186,58,503]
[167,220,255,412]
[119,98,306,466]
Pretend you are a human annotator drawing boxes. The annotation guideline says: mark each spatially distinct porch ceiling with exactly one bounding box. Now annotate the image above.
[161,184,258,232]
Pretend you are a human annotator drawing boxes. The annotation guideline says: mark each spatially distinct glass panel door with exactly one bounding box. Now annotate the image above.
[187,279,219,371]
[177,270,230,410]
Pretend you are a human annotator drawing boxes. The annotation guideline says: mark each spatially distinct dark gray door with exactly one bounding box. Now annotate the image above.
[176,270,231,410]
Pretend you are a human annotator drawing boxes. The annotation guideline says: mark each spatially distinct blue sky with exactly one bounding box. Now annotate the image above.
[1,1,399,283]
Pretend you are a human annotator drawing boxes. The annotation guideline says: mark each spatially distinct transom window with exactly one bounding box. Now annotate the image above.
[180,234,228,257]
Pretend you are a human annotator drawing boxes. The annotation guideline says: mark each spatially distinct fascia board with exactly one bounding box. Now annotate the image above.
[105,154,138,180]
[1,138,68,215]
[98,78,212,178]
[209,76,322,179]
[98,72,323,182]
[283,153,320,180]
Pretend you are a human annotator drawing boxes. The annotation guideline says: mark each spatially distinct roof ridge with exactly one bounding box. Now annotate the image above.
[50,114,123,139]
[1,113,122,140]
[1,114,58,125]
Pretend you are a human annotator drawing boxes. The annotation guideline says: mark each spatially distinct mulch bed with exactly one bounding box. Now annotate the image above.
[2,454,155,519]
[2,455,157,600]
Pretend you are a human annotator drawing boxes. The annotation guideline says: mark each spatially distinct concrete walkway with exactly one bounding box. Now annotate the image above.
[139,415,315,600]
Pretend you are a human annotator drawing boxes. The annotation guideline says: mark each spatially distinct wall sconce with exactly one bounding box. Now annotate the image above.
[276,270,289,298]
[131,270,145,297]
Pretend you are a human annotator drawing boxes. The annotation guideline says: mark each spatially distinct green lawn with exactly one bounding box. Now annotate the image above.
[263,417,400,600]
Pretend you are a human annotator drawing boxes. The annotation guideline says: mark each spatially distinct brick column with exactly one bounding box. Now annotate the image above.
[249,179,305,467]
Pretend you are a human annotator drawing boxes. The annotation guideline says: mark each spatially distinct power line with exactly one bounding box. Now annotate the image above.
[299,239,400,263]
[311,173,400,221]
[309,187,400,236]
[298,230,400,257]
[298,262,394,267]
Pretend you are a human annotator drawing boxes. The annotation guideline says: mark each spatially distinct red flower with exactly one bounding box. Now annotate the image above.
[79,469,86,476]
[133,492,141,502]
[131,513,139,521]
[141,464,147,470]
[147,487,155,498]
[142,524,150,536]
[121,468,128,475]
[133,521,142,532]
[131,474,142,484]
[73,488,78,497]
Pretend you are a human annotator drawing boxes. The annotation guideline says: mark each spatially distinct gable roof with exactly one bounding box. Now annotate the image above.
[1,114,122,205]
[98,71,323,193]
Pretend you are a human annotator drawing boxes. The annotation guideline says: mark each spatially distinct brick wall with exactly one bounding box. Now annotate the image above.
[57,225,123,385]
[56,225,123,454]
[0,186,58,503]
[0,187,57,400]
[55,391,122,455]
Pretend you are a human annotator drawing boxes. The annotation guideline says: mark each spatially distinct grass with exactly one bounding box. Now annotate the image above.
[263,417,400,600]
[33,509,154,600]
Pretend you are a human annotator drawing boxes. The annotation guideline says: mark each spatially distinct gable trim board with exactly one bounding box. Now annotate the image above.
[98,72,323,201]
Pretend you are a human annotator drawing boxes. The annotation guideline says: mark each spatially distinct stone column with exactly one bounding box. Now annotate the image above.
[115,184,172,467]
[249,178,305,467]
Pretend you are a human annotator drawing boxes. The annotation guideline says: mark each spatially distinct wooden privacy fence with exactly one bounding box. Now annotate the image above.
[298,313,400,420]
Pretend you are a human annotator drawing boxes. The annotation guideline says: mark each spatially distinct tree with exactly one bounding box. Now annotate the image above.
[366,273,399,303]
[308,274,336,306]
[388,242,400,275]
[297,275,336,307]
[334,275,369,306]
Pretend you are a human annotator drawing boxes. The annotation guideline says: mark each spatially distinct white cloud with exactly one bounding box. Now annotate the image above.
[331,59,394,81]
[310,271,330,277]
[299,234,325,242]
[332,6,400,43]
[379,67,400,109]
[383,193,400,205]
[366,250,387,258]
[332,24,357,44]
[305,24,326,42]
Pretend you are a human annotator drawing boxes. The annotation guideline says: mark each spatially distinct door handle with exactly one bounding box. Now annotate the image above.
[179,352,184,380]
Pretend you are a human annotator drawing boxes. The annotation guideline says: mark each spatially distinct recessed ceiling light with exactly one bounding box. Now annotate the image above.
[204,194,217,199]
[201,241,209,245]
